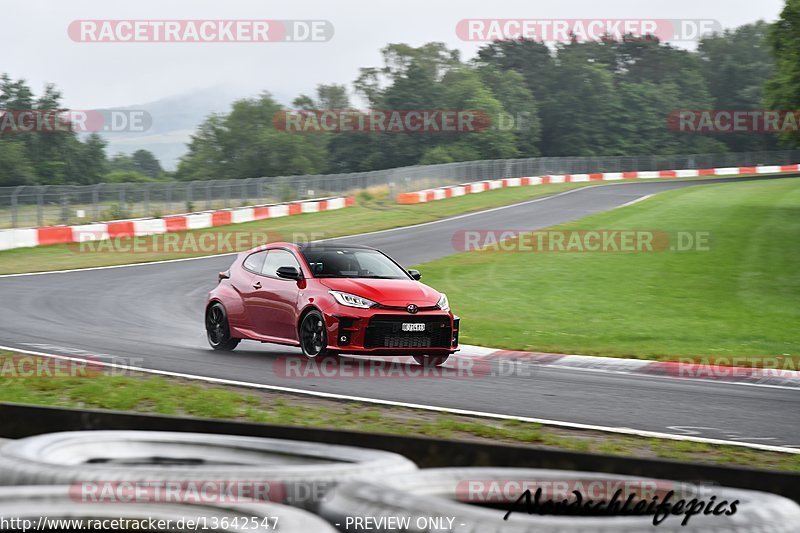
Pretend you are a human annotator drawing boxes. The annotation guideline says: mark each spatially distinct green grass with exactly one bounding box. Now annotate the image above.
[1,352,797,472]
[420,177,800,363]
[0,182,594,275]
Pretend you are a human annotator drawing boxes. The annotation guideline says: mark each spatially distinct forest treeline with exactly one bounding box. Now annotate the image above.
[2,1,799,186]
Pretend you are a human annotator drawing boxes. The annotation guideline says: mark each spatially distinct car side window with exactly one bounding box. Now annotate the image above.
[261,249,301,278]
[243,251,267,273]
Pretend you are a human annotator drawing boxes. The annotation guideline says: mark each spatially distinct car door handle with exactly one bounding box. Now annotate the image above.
[252,281,262,289]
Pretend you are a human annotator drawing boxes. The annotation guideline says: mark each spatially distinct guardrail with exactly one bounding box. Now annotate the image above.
[0,195,355,252]
[2,149,799,228]
[396,164,800,204]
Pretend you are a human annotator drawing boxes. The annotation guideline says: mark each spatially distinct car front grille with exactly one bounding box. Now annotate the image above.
[364,315,452,349]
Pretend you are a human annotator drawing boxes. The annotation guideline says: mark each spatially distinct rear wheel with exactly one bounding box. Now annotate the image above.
[412,354,449,367]
[299,310,330,358]
[206,302,240,351]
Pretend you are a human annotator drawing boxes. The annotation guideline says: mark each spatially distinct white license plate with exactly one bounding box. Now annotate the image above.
[402,323,426,332]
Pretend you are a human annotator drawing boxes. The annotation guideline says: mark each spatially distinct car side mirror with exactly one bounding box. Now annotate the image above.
[218,271,230,281]
[408,269,421,280]
[276,266,302,280]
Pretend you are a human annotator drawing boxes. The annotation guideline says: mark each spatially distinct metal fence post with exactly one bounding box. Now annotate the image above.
[92,184,102,221]
[37,186,47,227]
[257,177,267,204]
[10,186,23,228]
[61,189,69,224]
[241,178,250,206]
[187,181,195,211]
[119,185,127,216]
[143,183,151,217]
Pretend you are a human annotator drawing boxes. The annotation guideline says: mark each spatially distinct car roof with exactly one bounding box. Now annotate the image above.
[240,242,295,255]
[297,242,376,251]
[241,241,377,256]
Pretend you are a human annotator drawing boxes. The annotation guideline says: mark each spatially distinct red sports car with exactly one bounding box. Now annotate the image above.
[205,243,459,366]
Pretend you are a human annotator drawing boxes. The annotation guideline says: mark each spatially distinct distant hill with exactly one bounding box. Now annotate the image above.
[91,85,295,170]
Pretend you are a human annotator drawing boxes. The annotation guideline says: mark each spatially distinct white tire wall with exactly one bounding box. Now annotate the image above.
[0,485,338,532]
[0,431,417,510]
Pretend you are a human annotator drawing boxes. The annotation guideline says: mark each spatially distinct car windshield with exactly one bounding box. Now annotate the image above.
[300,248,410,279]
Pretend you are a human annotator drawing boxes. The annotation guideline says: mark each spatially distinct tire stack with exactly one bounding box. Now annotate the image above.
[0,486,336,532]
[0,432,798,532]
[0,439,10,486]
[0,430,416,532]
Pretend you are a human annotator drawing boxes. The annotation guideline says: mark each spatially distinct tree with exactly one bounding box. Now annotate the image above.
[434,67,519,161]
[175,114,228,181]
[357,43,461,170]
[176,93,328,181]
[700,22,774,110]
[695,22,777,151]
[108,153,137,173]
[335,42,526,171]
[0,139,34,186]
[293,84,350,110]
[316,84,349,109]
[765,0,800,147]
[107,151,168,181]
[476,40,556,106]
[131,149,163,178]
[477,65,541,156]
[67,133,107,184]
[105,170,157,183]
[0,75,116,185]
[544,44,625,156]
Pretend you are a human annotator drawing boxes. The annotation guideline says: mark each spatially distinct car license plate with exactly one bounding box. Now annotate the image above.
[402,323,426,332]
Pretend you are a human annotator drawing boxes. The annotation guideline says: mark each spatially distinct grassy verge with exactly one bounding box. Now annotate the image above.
[420,177,800,364]
[0,352,797,472]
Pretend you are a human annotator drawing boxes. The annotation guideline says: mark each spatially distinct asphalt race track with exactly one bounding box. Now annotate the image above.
[1,176,798,449]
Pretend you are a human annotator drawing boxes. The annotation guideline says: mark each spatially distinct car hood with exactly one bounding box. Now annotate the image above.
[319,278,441,306]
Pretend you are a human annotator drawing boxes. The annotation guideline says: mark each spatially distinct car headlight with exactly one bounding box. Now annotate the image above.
[330,291,378,309]
[437,293,449,311]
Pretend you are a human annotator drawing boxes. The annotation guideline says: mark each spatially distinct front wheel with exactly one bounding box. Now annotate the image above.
[206,302,240,351]
[412,354,450,367]
[299,310,331,359]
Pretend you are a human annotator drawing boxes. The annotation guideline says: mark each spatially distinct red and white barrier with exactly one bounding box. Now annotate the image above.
[396,164,800,204]
[459,344,800,388]
[0,195,355,252]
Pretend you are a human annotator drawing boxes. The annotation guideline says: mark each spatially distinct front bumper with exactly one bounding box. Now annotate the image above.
[325,308,459,355]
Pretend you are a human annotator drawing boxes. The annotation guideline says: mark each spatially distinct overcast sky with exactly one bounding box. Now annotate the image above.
[4,0,786,109]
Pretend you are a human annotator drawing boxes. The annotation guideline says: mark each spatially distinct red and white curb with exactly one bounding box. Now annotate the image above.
[458,345,800,389]
[396,164,800,204]
[0,196,355,252]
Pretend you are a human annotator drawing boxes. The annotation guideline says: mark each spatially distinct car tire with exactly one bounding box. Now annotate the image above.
[206,302,240,351]
[412,354,449,367]
[320,467,800,532]
[299,310,330,359]
[0,431,417,510]
[0,440,10,485]
[0,485,338,532]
